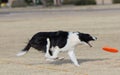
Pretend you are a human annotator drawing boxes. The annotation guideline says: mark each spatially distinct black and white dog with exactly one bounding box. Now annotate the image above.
[17,31,97,66]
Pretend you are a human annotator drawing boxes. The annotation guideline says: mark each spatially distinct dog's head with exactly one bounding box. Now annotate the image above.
[78,33,97,47]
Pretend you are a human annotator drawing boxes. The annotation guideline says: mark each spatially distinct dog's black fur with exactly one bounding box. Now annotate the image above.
[22,31,96,56]
[23,31,68,55]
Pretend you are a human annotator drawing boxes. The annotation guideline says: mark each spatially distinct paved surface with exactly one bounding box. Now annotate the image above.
[0,4,120,75]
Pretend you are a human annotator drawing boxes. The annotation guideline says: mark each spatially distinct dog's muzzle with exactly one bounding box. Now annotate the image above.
[88,36,97,47]
[92,36,97,41]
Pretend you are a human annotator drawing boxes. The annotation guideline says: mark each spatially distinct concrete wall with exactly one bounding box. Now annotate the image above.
[96,0,112,5]
[53,0,62,6]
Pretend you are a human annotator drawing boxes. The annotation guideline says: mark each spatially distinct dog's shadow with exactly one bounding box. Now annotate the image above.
[49,58,109,65]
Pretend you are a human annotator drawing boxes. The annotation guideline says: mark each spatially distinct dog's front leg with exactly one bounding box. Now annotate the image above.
[68,50,80,67]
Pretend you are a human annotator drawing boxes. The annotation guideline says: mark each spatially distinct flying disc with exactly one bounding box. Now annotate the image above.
[102,47,119,53]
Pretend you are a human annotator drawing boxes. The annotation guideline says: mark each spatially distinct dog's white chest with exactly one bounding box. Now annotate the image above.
[66,32,80,46]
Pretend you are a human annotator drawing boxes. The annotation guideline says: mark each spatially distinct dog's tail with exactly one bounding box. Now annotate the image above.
[16,43,31,56]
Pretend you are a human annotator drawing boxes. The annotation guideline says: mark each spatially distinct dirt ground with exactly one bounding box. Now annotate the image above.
[0,6,120,75]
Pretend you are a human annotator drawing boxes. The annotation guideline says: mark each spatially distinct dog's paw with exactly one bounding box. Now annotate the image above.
[46,57,64,62]
[75,64,80,67]
[55,57,64,60]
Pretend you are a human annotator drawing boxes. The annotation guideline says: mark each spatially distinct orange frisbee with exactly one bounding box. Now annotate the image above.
[102,47,119,53]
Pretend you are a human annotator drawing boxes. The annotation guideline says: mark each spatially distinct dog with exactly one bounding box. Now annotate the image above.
[17,31,97,66]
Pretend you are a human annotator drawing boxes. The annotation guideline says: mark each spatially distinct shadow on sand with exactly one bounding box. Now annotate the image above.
[48,58,109,65]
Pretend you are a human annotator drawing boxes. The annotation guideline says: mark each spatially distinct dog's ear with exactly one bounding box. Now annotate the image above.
[78,33,91,42]
[77,32,85,38]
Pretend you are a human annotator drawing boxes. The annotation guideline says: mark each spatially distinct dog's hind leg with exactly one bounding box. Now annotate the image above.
[46,49,60,61]
[45,38,51,58]
[16,43,31,56]
[45,39,62,61]
[46,47,64,60]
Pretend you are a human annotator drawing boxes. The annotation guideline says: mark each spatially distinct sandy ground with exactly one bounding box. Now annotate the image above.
[0,6,120,75]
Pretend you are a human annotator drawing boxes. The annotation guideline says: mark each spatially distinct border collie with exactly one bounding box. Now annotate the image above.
[17,31,97,66]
